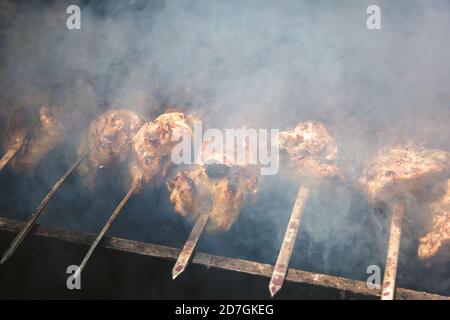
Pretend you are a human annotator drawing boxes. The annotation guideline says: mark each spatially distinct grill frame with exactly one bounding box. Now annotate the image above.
[0,216,447,300]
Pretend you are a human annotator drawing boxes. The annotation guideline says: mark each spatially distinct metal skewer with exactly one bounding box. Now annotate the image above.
[0,141,24,172]
[172,209,211,280]
[381,201,405,300]
[75,175,142,278]
[1,154,86,264]
[269,185,310,297]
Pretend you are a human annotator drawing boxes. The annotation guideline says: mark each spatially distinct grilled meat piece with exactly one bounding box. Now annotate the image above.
[359,143,450,205]
[77,109,144,188]
[278,121,341,179]
[197,130,255,167]
[168,132,259,232]
[418,179,450,260]
[129,112,196,185]
[3,106,69,173]
[168,164,258,232]
[168,121,340,232]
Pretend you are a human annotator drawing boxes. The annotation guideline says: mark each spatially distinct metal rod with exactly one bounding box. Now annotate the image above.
[381,201,405,300]
[0,143,23,172]
[172,210,210,280]
[0,154,86,264]
[75,175,142,278]
[269,185,310,297]
[0,217,447,299]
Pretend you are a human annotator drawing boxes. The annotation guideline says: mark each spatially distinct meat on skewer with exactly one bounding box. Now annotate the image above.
[278,120,342,179]
[169,120,342,233]
[129,111,197,187]
[168,130,259,279]
[359,143,450,206]
[168,132,259,232]
[167,120,340,281]
[0,104,99,264]
[359,142,450,299]
[2,107,143,265]
[269,120,342,297]
[168,160,259,232]
[418,179,450,260]
[1,105,69,173]
[77,109,144,188]
[75,111,196,275]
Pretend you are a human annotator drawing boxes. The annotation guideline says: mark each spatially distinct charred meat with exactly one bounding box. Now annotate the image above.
[168,165,258,232]
[168,133,259,232]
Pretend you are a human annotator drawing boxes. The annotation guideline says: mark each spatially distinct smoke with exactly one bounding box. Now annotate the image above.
[0,0,449,296]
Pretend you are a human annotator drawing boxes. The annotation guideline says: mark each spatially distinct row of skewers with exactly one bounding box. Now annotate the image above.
[0,103,449,299]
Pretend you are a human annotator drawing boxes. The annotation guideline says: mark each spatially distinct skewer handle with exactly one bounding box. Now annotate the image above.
[172,210,210,280]
[269,185,310,297]
[381,201,405,300]
[75,176,142,277]
[0,155,86,264]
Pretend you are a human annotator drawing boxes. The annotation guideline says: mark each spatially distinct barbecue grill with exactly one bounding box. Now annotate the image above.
[0,217,448,299]
[0,146,448,299]
[1,0,449,300]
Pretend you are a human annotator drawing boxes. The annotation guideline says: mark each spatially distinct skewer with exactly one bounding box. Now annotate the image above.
[269,185,310,297]
[381,201,405,300]
[75,175,143,278]
[0,141,24,172]
[172,209,211,280]
[0,154,86,264]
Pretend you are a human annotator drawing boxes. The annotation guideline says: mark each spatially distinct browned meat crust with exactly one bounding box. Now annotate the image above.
[168,164,258,232]
[359,143,450,205]
[129,112,196,185]
[77,109,144,188]
[168,132,259,232]
[418,179,450,260]
[278,121,341,179]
